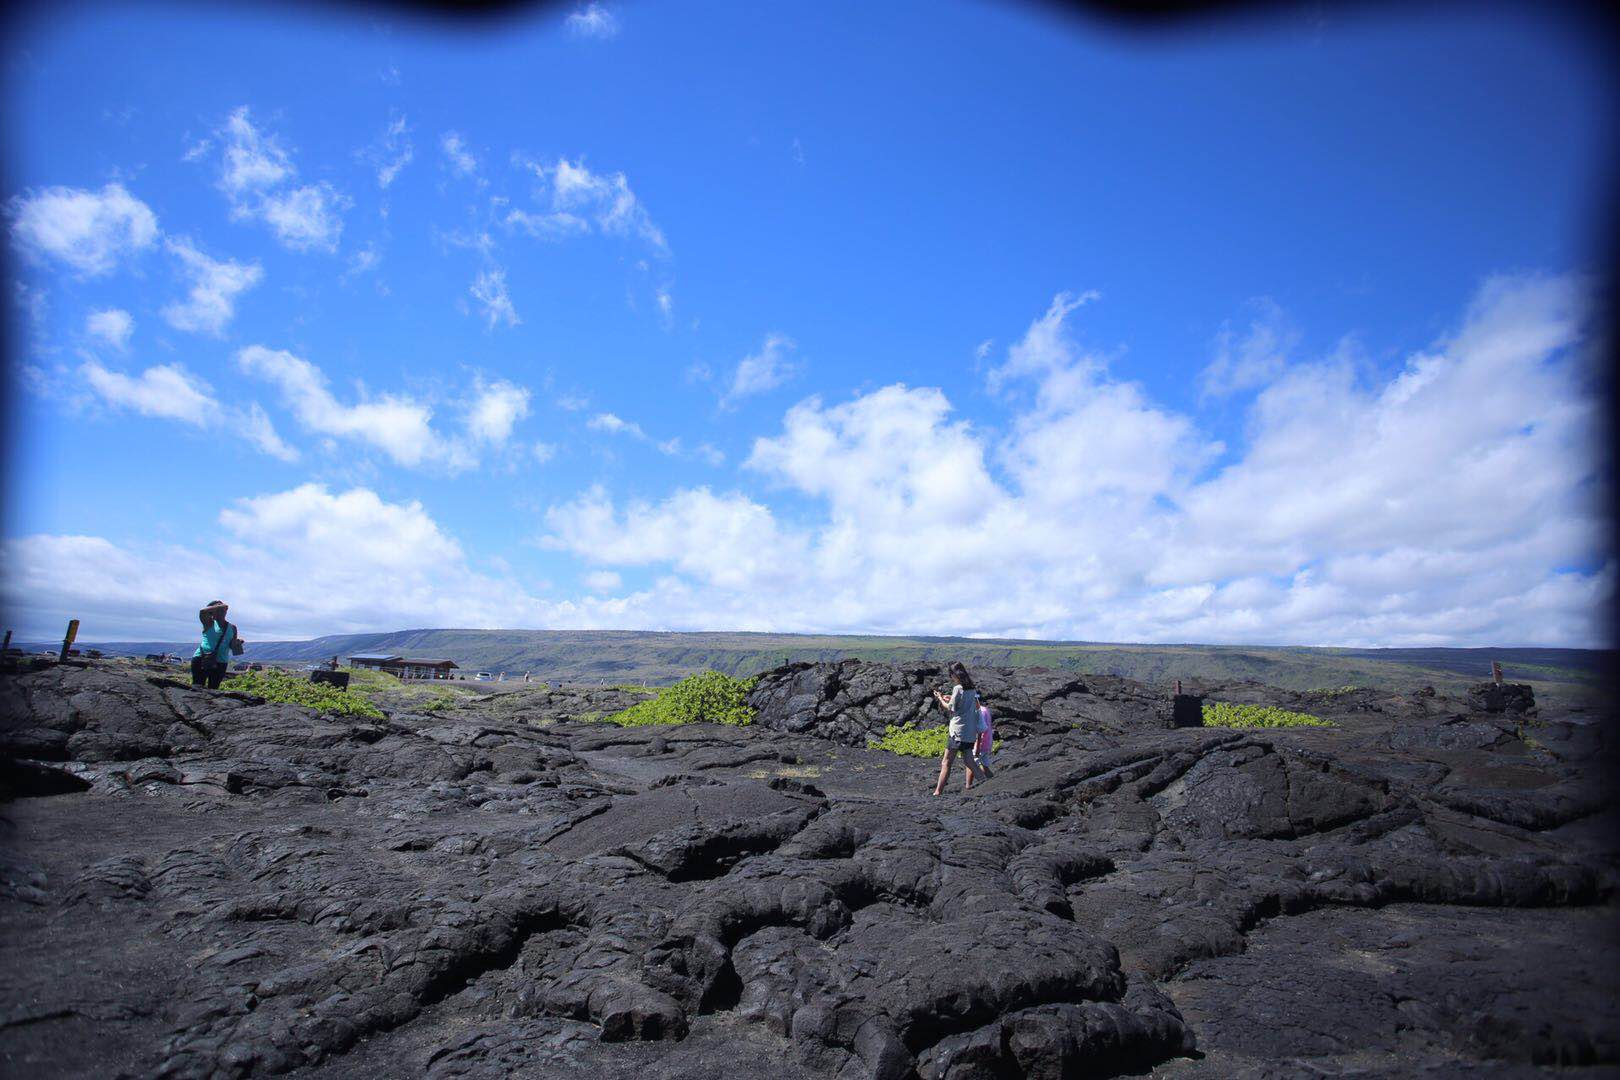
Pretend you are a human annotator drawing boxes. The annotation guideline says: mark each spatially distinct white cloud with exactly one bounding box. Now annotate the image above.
[80,361,217,426]
[441,131,479,178]
[583,570,622,592]
[1200,297,1297,397]
[86,309,134,350]
[0,484,647,640]
[469,268,519,329]
[364,113,413,189]
[587,412,644,438]
[11,276,1605,648]
[161,238,263,335]
[258,183,348,252]
[539,275,1609,647]
[237,344,462,469]
[532,441,557,464]
[545,486,805,592]
[346,245,381,279]
[206,107,348,253]
[721,332,798,408]
[566,3,620,38]
[466,378,531,444]
[9,183,158,276]
[513,157,665,250]
[241,402,299,462]
[218,106,292,195]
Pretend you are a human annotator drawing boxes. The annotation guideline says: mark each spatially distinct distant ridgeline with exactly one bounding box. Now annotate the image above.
[38,629,1611,705]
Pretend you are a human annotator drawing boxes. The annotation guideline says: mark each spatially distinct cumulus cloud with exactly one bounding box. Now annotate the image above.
[0,484,636,640]
[161,238,263,335]
[721,332,798,408]
[205,107,348,252]
[73,354,296,462]
[465,378,531,444]
[540,275,1609,647]
[237,344,454,469]
[9,182,158,276]
[236,345,532,471]
[12,276,1605,648]
[86,308,134,350]
[469,268,519,329]
[544,486,805,592]
[80,361,217,426]
[566,3,620,38]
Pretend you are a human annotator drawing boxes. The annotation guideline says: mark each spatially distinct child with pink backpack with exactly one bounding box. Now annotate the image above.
[975,701,995,768]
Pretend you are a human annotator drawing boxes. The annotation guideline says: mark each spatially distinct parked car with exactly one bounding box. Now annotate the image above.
[474,671,493,681]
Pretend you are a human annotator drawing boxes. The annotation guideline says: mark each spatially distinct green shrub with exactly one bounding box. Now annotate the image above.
[604,671,756,727]
[872,722,947,758]
[1201,702,1330,728]
[872,723,999,758]
[222,669,385,719]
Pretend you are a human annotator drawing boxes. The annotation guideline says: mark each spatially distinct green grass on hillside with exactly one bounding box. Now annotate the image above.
[1202,702,1330,728]
[604,671,756,727]
[222,669,385,719]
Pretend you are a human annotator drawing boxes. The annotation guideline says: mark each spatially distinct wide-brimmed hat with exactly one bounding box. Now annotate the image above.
[202,600,229,612]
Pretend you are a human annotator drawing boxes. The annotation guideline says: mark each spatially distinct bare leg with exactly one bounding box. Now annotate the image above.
[933,749,952,795]
[962,748,982,791]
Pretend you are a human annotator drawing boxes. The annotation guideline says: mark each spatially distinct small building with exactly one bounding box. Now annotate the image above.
[347,653,460,680]
[392,658,459,680]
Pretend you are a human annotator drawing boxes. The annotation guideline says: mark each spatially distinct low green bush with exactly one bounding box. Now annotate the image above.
[870,724,1001,758]
[222,669,385,719]
[1201,702,1330,728]
[872,722,947,758]
[604,671,756,727]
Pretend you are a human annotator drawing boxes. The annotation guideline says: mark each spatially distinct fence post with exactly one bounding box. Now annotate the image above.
[1491,660,1503,686]
[59,619,80,662]
[2,630,11,653]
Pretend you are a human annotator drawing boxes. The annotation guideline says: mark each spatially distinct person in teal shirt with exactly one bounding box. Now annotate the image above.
[191,600,236,689]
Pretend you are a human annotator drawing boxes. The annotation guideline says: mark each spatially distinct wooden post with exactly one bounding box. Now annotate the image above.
[1491,660,1503,685]
[2,630,11,653]
[59,619,80,662]
[1175,679,1182,696]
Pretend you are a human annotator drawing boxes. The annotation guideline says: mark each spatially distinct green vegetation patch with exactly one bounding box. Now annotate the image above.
[872,722,948,758]
[872,723,999,758]
[1202,702,1330,728]
[604,671,756,727]
[222,669,385,719]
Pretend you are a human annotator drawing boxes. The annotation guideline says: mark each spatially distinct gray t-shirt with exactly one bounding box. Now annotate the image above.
[947,685,980,742]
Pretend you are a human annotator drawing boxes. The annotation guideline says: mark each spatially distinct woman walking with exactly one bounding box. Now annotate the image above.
[191,600,238,689]
[932,662,990,795]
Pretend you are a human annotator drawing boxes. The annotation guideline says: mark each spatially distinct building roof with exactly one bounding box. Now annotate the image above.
[349,653,402,662]
[395,657,458,667]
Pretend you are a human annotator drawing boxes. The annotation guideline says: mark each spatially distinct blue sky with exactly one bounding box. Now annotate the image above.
[3,0,1613,645]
